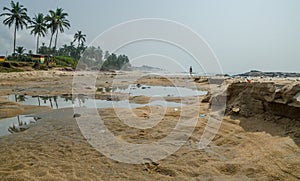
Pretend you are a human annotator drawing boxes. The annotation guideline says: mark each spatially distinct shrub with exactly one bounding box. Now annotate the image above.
[55,56,76,67]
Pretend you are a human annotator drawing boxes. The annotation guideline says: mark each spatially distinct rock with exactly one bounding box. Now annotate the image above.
[232,107,240,113]
[73,113,81,118]
[235,70,300,78]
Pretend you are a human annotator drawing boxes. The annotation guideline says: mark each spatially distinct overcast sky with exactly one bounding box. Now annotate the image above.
[0,0,300,74]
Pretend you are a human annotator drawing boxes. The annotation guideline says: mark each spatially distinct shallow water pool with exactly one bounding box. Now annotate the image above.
[1,85,206,136]
[0,94,184,136]
[109,84,207,97]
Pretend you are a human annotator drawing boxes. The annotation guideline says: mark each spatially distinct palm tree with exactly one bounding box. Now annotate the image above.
[46,8,70,50]
[28,13,47,54]
[0,1,31,54]
[73,30,86,48]
[15,46,26,55]
[54,8,70,50]
[45,10,56,49]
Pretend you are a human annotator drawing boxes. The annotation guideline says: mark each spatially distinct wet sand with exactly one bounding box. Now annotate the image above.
[0,70,300,180]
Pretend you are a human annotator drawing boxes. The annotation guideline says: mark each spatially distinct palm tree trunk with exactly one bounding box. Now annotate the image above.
[36,35,39,54]
[49,33,54,49]
[54,30,59,50]
[13,24,17,53]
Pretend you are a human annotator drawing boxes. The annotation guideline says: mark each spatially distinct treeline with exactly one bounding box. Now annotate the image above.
[78,46,130,71]
[0,1,131,70]
[1,1,73,55]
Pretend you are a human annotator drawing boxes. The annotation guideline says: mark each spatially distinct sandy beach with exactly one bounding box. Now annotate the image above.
[0,70,300,180]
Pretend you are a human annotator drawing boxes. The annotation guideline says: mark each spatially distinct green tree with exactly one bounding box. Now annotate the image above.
[28,13,47,54]
[38,42,51,54]
[68,42,77,58]
[74,45,86,60]
[57,42,76,57]
[0,1,31,53]
[104,50,110,60]
[58,44,69,56]
[81,46,103,67]
[101,53,130,70]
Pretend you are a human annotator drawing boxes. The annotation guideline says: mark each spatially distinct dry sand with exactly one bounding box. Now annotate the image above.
[0,70,300,180]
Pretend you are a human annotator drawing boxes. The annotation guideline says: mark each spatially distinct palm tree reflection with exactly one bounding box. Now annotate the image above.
[12,94,92,109]
[16,95,27,102]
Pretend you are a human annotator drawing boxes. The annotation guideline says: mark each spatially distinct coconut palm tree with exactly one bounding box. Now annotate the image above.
[54,8,70,50]
[0,1,31,54]
[45,10,57,49]
[28,13,47,54]
[46,8,70,50]
[73,30,86,48]
[15,46,26,55]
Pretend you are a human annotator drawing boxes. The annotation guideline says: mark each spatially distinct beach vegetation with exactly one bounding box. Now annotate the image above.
[28,13,47,54]
[0,1,131,71]
[101,53,130,71]
[45,8,70,50]
[0,1,31,54]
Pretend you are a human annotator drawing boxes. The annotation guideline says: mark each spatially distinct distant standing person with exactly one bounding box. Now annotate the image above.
[189,66,193,77]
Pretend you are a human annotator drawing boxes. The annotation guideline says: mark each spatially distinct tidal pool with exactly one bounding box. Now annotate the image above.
[109,84,207,97]
[1,85,206,136]
[1,95,184,136]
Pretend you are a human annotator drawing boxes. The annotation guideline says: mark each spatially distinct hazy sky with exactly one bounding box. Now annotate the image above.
[0,0,300,74]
